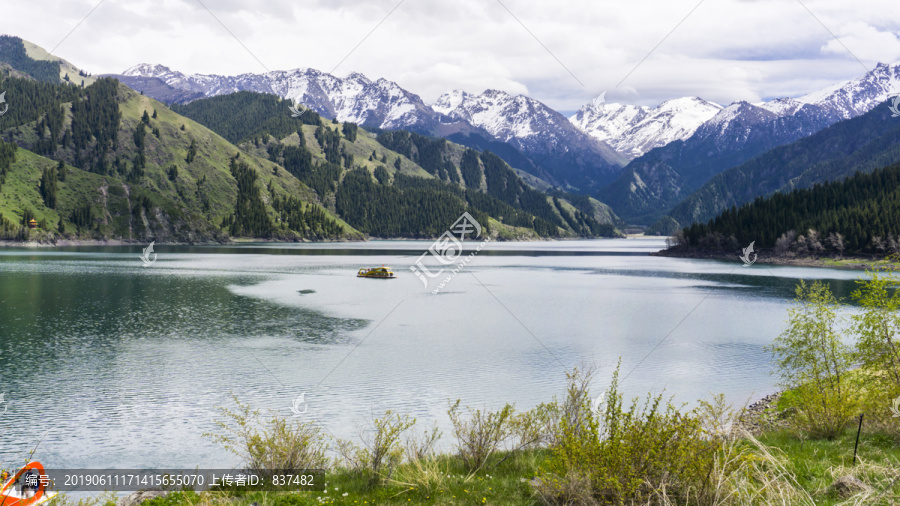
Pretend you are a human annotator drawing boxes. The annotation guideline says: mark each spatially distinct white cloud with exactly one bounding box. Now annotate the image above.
[2,0,899,111]
[820,22,900,62]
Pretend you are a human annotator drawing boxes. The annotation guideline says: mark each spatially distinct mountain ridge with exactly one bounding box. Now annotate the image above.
[656,99,900,234]
[595,63,900,225]
[106,63,627,192]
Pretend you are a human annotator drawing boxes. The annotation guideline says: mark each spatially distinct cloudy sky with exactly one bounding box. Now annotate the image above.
[3,0,900,112]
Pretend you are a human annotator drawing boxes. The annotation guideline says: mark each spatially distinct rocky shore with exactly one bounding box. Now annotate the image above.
[736,392,783,435]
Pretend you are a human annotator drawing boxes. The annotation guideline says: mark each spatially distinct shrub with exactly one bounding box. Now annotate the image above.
[448,399,514,472]
[204,395,329,477]
[509,401,560,451]
[336,410,414,485]
[851,268,900,392]
[765,280,857,438]
[403,421,441,462]
[537,364,723,504]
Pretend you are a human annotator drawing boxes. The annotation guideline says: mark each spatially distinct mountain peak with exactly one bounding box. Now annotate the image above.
[345,71,371,83]
[432,89,470,114]
[122,63,175,77]
[482,88,513,99]
[571,94,722,159]
[796,61,900,119]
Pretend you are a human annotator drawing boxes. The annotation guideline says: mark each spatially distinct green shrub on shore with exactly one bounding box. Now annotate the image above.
[335,410,414,485]
[765,280,858,439]
[203,395,329,477]
[448,399,515,472]
[851,267,900,423]
[536,364,726,504]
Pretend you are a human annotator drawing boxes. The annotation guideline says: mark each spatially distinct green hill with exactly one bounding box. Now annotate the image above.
[0,75,359,242]
[174,91,624,239]
[0,35,98,86]
[0,38,622,243]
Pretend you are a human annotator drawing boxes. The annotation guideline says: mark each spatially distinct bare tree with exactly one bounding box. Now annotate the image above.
[871,236,886,254]
[775,230,797,255]
[889,235,900,255]
[826,232,845,258]
[666,229,687,248]
[794,233,809,256]
[806,229,825,256]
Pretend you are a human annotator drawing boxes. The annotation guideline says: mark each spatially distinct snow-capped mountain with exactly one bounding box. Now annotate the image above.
[569,93,722,159]
[113,65,627,190]
[571,63,900,160]
[595,60,900,225]
[111,61,900,199]
[431,88,627,190]
[118,64,452,132]
[113,64,625,188]
[794,62,900,118]
[433,89,623,160]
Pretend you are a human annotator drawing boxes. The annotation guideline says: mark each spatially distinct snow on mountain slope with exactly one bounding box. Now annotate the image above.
[120,64,440,131]
[431,88,627,189]
[115,61,900,194]
[569,93,721,159]
[796,62,900,118]
[432,88,620,155]
[571,63,900,160]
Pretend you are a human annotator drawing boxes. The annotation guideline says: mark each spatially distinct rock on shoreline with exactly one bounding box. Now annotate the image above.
[737,392,783,435]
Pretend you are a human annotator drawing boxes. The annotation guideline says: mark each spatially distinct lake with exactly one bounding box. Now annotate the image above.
[0,238,868,469]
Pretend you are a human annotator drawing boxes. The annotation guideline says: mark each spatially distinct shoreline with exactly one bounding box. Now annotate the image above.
[651,247,893,271]
[0,234,634,248]
[738,392,783,435]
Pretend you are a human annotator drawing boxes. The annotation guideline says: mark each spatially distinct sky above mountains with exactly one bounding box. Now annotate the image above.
[3,0,900,111]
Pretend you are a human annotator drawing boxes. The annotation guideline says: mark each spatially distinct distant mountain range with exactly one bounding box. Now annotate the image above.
[599,63,900,224]
[108,61,900,218]
[658,98,900,234]
[0,35,620,243]
[569,93,723,159]
[7,30,900,234]
[109,64,627,192]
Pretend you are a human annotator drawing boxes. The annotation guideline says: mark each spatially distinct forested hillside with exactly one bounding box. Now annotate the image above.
[0,69,620,242]
[0,73,358,242]
[598,102,844,225]
[670,162,900,256]
[0,35,60,83]
[656,99,900,233]
[175,90,622,239]
[171,91,322,144]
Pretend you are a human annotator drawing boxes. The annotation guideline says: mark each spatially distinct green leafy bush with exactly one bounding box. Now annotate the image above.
[537,364,722,504]
[335,410,414,485]
[204,395,329,477]
[448,399,514,472]
[765,280,857,438]
[852,267,900,403]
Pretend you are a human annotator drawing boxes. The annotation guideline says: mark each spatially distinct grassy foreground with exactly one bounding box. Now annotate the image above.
[45,425,900,506]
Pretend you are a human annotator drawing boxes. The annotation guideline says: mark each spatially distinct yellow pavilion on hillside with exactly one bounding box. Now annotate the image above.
[27,218,37,229]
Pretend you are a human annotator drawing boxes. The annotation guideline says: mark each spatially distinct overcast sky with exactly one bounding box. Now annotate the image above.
[3,0,900,112]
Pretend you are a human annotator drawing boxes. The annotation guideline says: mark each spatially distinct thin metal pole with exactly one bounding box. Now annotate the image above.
[853,413,864,465]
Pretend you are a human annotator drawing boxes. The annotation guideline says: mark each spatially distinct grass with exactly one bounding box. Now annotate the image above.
[42,431,898,506]
[754,429,900,505]
[129,449,549,506]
